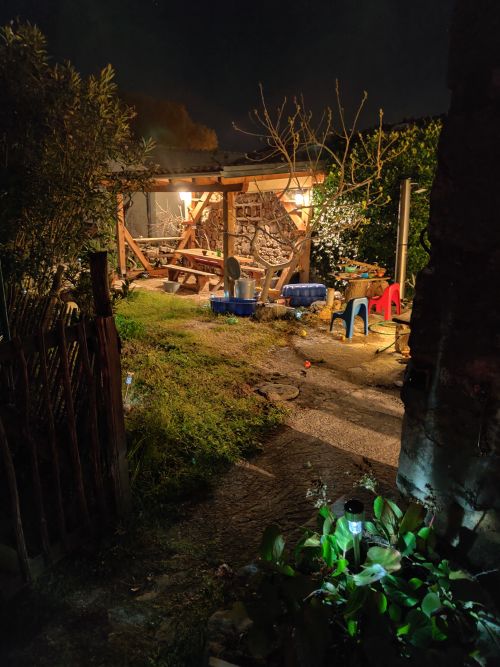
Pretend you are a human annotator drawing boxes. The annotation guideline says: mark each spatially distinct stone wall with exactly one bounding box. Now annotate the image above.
[197,192,298,264]
[398,1,500,568]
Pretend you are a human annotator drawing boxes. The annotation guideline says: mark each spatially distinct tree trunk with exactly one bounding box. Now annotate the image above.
[398,0,500,569]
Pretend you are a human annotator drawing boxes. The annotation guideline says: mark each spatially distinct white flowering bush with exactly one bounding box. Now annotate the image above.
[312,198,369,282]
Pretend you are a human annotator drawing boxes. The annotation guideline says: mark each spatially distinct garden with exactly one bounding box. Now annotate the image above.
[0,18,499,667]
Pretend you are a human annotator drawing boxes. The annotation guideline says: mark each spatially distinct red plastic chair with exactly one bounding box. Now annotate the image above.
[368,283,401,321]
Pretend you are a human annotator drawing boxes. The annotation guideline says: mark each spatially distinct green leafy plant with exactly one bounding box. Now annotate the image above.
[233,496,499,666]
[0,21,153,304]
[312,119,441,286]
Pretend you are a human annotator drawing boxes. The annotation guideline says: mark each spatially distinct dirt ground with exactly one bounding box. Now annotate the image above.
[0,291,407,666]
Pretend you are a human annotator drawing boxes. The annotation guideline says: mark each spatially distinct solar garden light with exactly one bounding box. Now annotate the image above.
[344,498,364,568]
[124,371,134,402]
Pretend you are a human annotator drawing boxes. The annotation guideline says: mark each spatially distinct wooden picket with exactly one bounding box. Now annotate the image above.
[0,253,130,596]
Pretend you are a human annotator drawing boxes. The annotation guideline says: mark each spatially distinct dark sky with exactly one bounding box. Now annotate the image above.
[1,0,454,149]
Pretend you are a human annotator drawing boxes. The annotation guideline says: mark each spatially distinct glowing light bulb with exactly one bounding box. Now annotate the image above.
[179,191,192,207]
[295,192,305,207]
[347,520,363,535]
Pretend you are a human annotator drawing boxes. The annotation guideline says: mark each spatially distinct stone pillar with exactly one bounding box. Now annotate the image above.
[398,1,500,568]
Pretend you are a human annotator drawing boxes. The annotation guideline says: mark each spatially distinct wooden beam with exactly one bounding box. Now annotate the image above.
[282,201,306,230]
[299,204,312,283]
[189,191,212,224]
[123,226,154,272]
[116,195,127,277]
[220,171,322,186]
[133,237,181,243]
[145,182,243,193]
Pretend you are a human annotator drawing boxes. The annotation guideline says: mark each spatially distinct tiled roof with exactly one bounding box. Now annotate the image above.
[151,146,245,175]
[151,144,316,178]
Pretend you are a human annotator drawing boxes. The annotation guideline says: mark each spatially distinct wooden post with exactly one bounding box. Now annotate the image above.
[89,252,131,517]
[222,192,235,296]
[90,252,113,318]
[299,201,312,282]
[146,192,154,237]
[227,192,236,258]
[116,195,127,277]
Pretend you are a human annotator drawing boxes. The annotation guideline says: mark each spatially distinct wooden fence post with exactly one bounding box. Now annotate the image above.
[89,252,131,517]
[0,415,31,582]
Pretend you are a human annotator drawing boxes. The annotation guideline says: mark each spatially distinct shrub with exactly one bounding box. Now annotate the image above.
[231,495,499,666]
[312,119,441,288]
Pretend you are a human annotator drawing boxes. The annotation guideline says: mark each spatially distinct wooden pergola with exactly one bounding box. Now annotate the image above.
[116,162,324,292]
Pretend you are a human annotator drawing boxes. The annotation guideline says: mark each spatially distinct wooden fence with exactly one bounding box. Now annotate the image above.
[0,253,130,597]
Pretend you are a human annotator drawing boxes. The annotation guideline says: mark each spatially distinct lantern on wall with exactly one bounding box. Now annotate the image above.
[179,190,192,218]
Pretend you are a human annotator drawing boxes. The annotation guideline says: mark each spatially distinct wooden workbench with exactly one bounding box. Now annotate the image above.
[332,274,390,301]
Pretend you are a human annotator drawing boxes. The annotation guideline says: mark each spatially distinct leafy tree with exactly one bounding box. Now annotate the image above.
[123,92,218,150]
[235,83,399,301]
[0,21,153,298]
[312,119,442,286]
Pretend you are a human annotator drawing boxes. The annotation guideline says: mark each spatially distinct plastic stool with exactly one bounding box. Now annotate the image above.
[330,297,369,339]
[368,283,401,321]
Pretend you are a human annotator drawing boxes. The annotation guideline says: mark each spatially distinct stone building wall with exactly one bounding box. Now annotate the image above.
[197,192,298,264]
[398,1,500,568]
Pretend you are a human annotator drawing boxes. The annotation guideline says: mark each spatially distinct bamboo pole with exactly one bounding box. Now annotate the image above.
[57,319,92,534]
[77,320,108,522]
[13,338,51,561]
[0,415,31,581]
[38,331,68,549]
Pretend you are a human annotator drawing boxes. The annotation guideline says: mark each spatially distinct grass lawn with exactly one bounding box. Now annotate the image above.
[116,290,289,511]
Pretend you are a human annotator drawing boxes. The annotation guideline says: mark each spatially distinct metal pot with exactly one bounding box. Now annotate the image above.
[234,278,256,300]
[163,280,180,294]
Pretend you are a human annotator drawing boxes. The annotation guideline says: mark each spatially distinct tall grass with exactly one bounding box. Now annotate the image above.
[116,291,287,511]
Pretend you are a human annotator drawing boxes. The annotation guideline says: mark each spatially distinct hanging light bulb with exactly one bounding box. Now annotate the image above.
[179,191,192,207]
[295,191,305,207]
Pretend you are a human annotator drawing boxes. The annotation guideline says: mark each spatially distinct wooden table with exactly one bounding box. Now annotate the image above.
[175,248,254,267]
[331,273,391,301]
[175,249,264,286]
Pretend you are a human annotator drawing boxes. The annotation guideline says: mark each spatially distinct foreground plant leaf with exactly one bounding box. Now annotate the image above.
[260,525,285,563]
[353,563,387,586]
[366,546,402,573]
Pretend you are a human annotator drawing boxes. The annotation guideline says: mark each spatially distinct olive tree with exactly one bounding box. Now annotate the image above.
[0,21,153,301]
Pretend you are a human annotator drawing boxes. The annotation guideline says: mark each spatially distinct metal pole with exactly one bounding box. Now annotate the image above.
[395,178,411,300]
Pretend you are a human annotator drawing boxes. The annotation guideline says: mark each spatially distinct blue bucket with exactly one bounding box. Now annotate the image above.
[210,296,257,317]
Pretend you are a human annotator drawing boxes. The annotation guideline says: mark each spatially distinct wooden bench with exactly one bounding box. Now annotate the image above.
[163,264,213,294]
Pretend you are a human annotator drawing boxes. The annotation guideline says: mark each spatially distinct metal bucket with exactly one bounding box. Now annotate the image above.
[234,278,255,300]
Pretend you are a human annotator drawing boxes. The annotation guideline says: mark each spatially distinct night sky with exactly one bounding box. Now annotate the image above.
[1,0,454,149]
